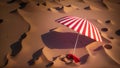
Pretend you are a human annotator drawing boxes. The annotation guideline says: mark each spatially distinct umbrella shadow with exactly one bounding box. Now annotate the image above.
[41,31,95,49]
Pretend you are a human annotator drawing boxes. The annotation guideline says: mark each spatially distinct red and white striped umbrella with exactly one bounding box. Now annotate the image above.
[55,16,102,42]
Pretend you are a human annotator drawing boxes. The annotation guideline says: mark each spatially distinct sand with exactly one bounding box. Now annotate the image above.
[0,0,120,68]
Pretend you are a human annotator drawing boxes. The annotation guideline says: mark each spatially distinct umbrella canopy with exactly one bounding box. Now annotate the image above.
[55,16,102,42]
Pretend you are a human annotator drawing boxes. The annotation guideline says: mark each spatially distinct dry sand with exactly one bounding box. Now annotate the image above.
[0,0,120,68]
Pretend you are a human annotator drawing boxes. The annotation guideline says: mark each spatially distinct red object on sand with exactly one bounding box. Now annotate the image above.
[67,54,80,63]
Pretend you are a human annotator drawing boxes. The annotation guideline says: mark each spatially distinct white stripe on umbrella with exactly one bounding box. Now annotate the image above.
[70,19,82,30]
[92,23,99,42]
[55,16,102,42]
[79,20,87,34]
[94,24,102,42]
[59,17,75,24]
[64,18,79,26]
[74,19,84,32]
[69,18,82,29]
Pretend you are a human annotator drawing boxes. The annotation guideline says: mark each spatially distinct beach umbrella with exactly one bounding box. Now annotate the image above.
[55,16,102,54]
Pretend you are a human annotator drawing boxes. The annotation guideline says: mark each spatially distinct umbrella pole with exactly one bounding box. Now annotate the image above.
[72,33,80,55]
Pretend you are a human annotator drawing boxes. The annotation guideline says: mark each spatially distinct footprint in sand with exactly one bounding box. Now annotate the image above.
[84,0,108,11]
[9,1,28,13]
[108,36,114,40]
[0,19,3,24]
[115,29,120,36]
[104,44,112,49]
[101,28,108,32]
[105,20,111,24]
[7,0,16,4]
[84,6,91,10]
[48,4,79,13]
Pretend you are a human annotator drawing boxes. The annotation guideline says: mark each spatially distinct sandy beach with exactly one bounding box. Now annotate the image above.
[0,0,120,68]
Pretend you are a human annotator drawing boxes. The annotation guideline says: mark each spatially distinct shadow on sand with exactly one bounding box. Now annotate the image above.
[10,33,27,57]
[41,31,95,49]
[80,54,89,64]
[28,48,43,65]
